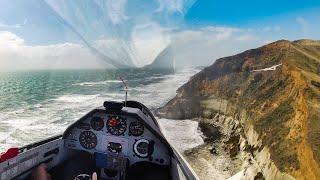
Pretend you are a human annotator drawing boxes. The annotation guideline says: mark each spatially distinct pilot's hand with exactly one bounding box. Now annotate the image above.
[31,164,51,180]
[92,172,97,180]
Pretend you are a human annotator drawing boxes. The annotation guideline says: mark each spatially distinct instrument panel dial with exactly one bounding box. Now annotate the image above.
[133,139,153,158]
[129,121,144,136]
[79,131,97,150]
[107,142,122,153]
[90,116,104,131]
[106,116,127,136]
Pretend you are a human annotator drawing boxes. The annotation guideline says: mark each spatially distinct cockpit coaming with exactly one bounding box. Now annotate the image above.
[0,101,198,180]
[61,102,171,179]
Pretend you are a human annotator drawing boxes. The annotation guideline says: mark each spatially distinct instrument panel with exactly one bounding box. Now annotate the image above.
[106,116,127,136]
[79,131,98,149]
[129,121,144,136]
[90,116,104,131]
[64,111,170,167]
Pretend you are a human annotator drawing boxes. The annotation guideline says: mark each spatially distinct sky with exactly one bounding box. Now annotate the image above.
[0,0,319,70]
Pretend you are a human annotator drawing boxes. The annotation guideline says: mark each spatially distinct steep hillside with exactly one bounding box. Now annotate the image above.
[143,45,174,70]
[159,39,320,179]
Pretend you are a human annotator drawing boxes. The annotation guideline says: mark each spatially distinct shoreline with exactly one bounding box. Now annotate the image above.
[155,108,250,180]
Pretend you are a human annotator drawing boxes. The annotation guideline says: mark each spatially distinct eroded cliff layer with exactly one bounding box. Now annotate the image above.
[159,40,320,179]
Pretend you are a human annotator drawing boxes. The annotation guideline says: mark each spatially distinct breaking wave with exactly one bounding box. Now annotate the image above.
[74,80,123,86]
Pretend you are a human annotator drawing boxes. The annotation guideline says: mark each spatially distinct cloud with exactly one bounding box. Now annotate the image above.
[0,1,290,70]
[0,22,21,29]
[105,0,129,24]
[0,31,104,71]
[156,0,196,14]
[0,25,260,71]
[296,17,307,26]
[170,26,268,68]
[263,26,271,32]
[23,19,28,25]
[198,26,244,41]
[259,26,281,32]
[43,0,194,67]
[235,34,257,41]
[0,31,24,46]
[201,26,242,32]
[131,22,172,67]
[274,25,281,31]
[296,16,309,36]
[0,20,283,71]
[262,40,273,44]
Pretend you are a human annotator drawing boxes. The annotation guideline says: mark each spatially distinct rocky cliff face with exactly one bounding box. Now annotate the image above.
[159,40,320,179]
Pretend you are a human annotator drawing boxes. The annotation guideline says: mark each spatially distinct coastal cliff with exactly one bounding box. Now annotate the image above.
[159,40,320,179]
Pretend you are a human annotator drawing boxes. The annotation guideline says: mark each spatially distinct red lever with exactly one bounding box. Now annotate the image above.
[0,148,19,163]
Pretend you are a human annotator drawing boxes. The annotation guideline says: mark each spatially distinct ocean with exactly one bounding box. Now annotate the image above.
[0,68,203,152]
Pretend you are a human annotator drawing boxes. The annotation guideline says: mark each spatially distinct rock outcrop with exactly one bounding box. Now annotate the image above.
[159,39,320,179]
